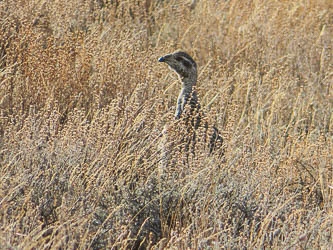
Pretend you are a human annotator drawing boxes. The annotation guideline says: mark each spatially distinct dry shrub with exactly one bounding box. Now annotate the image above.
[0,0,332,249]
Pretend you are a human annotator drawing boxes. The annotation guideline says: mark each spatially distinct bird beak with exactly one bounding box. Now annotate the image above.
[158,54,171,62]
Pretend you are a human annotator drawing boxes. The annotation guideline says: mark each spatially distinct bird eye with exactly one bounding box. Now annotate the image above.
[175,56,191,67]
[182,60,191,68]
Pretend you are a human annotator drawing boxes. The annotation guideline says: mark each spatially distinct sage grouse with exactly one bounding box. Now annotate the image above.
[158,51,223,158]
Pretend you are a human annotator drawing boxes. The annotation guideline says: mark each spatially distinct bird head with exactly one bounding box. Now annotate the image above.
[158,51,197,80]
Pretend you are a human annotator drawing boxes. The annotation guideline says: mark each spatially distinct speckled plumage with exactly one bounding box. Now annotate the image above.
[158,51,223,156]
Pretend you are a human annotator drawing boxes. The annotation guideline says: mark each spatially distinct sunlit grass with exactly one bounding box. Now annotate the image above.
[0,0,332,248]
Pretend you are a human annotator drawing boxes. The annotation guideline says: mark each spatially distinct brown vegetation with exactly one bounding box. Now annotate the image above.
[0,0,332,249]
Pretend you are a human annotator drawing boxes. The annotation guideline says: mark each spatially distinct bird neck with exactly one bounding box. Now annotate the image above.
[181,75,197,95]
[175,75,198,119]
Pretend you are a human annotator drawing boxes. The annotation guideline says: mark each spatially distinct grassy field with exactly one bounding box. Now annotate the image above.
[0,0,332,249]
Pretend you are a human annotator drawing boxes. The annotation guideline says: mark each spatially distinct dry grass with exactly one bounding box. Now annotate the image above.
[0,0,332,249]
